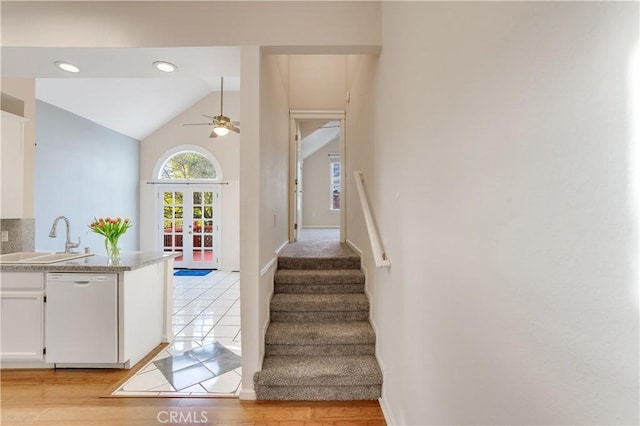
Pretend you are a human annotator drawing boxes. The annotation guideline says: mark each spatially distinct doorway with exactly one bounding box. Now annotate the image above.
[289,110,346,243]
[159,185,220,269]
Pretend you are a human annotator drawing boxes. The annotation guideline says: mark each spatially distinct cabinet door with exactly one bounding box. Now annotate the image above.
[0,291,44,361]
[0,111,26,219]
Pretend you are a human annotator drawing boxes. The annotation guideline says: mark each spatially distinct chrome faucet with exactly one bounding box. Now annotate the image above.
[48,216,81,253]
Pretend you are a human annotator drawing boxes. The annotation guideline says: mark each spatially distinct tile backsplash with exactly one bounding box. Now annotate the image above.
[0,218,35,254]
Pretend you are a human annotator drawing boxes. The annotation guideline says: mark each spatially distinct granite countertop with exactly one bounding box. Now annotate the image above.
[0,251,181,272]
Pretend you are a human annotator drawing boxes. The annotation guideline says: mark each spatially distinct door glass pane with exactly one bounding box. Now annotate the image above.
[193,206,202,219]
[193,192,202,205]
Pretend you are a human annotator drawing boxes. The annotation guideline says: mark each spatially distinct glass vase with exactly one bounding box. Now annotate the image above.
[105,238,120,263]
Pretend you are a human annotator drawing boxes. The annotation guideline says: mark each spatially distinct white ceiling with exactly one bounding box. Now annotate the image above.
[2,47,241,140]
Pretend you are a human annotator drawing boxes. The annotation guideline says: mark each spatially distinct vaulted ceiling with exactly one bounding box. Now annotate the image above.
[2,46,241,140]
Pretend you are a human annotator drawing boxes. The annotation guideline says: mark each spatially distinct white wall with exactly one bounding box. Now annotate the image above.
[289,55,347,110]
[239,46,262,400]
[34,101,140,253]
[347,2,639,425]
[302,137,340,228]
[1,2,381,51]
[139,92,240,271]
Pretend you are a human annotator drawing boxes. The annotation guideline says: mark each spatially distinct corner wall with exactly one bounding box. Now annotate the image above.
[349,2,639,424]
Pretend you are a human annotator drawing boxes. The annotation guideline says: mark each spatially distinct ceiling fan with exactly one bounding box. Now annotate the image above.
[183,76,240,138]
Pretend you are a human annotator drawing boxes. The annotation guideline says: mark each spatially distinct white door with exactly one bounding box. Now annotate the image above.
[159,186,219,269]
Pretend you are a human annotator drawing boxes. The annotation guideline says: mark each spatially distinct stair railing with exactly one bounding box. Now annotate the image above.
[353,171,391,268]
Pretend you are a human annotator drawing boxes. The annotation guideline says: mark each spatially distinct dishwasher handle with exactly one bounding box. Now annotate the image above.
[47,273,117,283]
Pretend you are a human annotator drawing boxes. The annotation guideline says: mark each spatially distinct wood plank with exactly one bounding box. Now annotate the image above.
[0,368,386,425]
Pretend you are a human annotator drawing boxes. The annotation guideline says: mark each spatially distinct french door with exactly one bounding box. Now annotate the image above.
[158,185,219,269]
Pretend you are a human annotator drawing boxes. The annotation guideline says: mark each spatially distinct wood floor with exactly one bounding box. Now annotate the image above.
[0,368,387,425]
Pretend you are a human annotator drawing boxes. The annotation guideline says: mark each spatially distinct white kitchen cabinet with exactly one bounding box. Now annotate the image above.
[0,272,44,362]
[0,111,28,219]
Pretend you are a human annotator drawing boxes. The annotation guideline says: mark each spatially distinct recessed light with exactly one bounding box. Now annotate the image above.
[153,61,177,73]
[54,61,80,73]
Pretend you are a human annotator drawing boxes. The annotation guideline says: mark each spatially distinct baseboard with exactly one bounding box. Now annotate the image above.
[349,239,394,424]
[220,266,240,272]
[1,361,53,369]
[238,388,256,400]
[275,239,289,254]
[346,239,363,256]
[379,394,398,426]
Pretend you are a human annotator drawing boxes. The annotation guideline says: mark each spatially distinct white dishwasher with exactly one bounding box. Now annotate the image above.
[45,273,118,364]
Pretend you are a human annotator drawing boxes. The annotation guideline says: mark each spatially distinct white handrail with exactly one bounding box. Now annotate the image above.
[353,171,391,268]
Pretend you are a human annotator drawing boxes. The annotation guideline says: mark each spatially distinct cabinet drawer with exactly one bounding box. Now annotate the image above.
[0,272,44,290]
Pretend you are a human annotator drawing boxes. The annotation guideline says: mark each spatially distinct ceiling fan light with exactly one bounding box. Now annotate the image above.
[213,126,230,136]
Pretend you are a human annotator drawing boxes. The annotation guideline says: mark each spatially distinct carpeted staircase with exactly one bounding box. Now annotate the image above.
[254,241,382,400]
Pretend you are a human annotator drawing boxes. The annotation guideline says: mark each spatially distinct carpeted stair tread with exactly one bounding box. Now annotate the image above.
[274,283,365,294]
[254,355,382,387]
[270,293,369,312]
[271,310,369,322]
[265,343,375,356]
[278,242,360,270]
[275,269,365,285]
[278,256,360,270]
[265,321,375,346]
[254,384,381,401]
[279,241,358,259]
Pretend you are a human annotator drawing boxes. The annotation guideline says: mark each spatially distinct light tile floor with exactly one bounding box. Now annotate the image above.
[112,270,242,397]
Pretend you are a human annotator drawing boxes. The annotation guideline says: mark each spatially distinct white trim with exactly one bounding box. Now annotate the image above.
[275,239,289,255]
[152,144,224,182]
[0,110,29,123]
[301,226,340,229]
[346,239,363,256]
[379,395,397,426]
[238,388,257,400]
[260,257,277,277]
[290,110,345,119]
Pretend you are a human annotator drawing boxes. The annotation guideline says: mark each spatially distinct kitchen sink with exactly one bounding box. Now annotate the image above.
[0,251,95,264]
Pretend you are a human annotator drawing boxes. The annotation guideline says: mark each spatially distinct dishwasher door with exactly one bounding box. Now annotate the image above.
[45,273,118,364]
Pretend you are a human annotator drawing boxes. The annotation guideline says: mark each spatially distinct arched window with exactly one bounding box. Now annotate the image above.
[153,145,223,182]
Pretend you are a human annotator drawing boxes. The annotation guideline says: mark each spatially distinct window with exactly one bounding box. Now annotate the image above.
[330,154,341,211]
[159,151,216,180]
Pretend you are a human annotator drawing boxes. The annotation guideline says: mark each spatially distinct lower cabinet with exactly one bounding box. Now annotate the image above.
[0,273,44,362]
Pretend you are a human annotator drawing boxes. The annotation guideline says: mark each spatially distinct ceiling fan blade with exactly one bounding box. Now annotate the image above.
[209,131,218,138]
[231,121,240,126]
[229,125,240,134]
[183,123,212,126]
[202,114,215,119]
